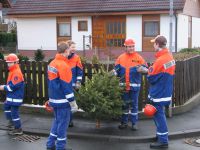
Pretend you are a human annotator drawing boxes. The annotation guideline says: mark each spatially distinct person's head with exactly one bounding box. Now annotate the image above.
[5,53,19,68]
[57,42,70,57]
[124,38,135,54]
[66,40,76,54]
[151,35,167,52]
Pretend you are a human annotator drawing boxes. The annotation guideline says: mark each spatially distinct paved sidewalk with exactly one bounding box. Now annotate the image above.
[1,103,200,142]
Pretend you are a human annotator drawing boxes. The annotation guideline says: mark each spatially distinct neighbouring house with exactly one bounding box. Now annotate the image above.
[0,0,11,32]
[6,0,200,61]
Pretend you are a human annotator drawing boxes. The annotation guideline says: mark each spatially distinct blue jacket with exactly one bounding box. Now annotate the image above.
[4,64,24,106]
[48,54,74,108]
[148,48,175,105]
[115,52,146,91]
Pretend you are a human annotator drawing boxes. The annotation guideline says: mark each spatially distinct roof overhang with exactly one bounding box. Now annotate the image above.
[0,0,11,8]
[8,10,183,18]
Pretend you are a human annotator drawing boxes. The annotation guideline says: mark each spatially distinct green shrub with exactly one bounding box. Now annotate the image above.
[174,48,200,61]
[75,68,123,120]
[91,55,99,64]
[17,54,29,61]
[80,56,87,64]
[179,48,200,54]
[0,52,4,60]
[0,33,17,46]
[34,49,45,61]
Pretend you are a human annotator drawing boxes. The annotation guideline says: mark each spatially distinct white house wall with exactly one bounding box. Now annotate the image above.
[126,15,142,51]
[160,14,176,52]
[17,17,57,50]
[0,10,2,19]
[192,17,200,48]
[71,16,92,50]
[177,14,189,51]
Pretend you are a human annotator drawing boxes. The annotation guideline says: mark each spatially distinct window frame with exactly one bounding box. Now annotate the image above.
[78,20,88,32]
[57,22,71,37]
[144,21,159,37]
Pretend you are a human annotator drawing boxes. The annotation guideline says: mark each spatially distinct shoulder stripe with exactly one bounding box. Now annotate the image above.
[163,60,175,69]
[48,66,58,74]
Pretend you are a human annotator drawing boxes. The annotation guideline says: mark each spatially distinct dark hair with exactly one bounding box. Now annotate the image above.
[57,42,69,53]
[155,36,167,48]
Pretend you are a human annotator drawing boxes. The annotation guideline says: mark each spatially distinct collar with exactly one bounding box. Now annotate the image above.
[8,64,19,71]
[155,48,169,58]
[68,53,75,59]
[55,53,68,61]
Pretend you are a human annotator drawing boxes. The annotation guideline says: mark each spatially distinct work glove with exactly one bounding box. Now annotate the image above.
[75,81,81,90]
[110,69,117,76]
[69,101,78,113]
[0,85,5,91]
[136,66,148,74]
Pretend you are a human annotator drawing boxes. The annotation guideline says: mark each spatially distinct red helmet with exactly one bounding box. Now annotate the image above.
[5,53,19,63]
[143,104,157,117]
[124,38,135,46]
[44,101,53,112]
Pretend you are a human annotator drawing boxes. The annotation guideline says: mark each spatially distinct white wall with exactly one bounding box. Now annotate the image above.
[160,14,176,52]
[17,17,57,50]
[126,15,142,51]
[192,17,200,48]
[0,10,2,19]
[71,16,92,50]
[177,14,189,51]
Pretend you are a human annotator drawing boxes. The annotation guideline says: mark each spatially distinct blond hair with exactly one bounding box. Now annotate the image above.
[66,40,76,47]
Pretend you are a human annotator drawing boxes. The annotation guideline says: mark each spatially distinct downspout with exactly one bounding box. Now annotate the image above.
[174,12,178,53]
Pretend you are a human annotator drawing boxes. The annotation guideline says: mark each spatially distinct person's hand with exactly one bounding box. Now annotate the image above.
[0,85,5,91]
[110,69,117,76]
[69,101,78,113]
[137,66,148,73]
[75,81,81,90]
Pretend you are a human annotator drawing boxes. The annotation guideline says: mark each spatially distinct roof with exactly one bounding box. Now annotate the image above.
[0,0,11,8]
[8,0,186,16]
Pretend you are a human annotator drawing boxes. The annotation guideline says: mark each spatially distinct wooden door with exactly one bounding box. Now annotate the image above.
[92,15,126,49]
[142,15,160,51]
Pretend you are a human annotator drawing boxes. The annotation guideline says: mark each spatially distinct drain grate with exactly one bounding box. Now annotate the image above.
[184,137,200,147]
[12,134,41,143]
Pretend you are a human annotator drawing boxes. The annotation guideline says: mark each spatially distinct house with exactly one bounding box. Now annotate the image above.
[0,0,11,8]
[0,0,11,32]
[1,0,17,33]
[6,0,200,60]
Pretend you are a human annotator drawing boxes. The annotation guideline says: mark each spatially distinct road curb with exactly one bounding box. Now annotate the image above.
[1,126,200,143]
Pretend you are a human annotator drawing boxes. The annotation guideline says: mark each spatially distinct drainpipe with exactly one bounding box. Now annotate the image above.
[174,12,178,53]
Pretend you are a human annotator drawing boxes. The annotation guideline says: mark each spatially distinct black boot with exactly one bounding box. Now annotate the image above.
[150,142,168,149]
[8,128,23,135]
[118,123,128,129]
[7,120,14,130]
[46,146,55,150]
[68,121,74,127]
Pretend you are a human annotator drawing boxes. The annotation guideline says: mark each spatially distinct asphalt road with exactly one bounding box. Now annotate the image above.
[0,130,199,150]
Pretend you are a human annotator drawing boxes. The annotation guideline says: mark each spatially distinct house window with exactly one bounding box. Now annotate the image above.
[106,21,126,47]
[144,21,159,37]
[106,22,125,34]
[58,23,71,36]
[78,21,88,31]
